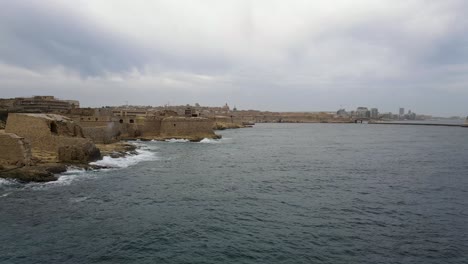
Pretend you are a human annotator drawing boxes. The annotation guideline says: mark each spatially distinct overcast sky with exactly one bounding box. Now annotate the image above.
[1,0,467,116]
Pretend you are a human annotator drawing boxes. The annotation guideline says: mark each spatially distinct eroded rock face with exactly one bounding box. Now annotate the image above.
[58,141,101,163]
[0,132,32,166]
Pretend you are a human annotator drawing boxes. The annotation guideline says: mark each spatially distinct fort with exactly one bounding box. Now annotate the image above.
[68,108,219,142]
[0,98,223,182]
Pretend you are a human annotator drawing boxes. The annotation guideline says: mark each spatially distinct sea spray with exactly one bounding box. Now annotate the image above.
[0,178,15,187]
[199,137,232,144]
[165,138,190,143]
[30,143,159,188]
[90,147,157,169]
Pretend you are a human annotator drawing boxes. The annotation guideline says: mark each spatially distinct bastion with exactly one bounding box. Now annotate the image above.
[5,113,101,163]
[159,117,218,141]
[0,132,32,166]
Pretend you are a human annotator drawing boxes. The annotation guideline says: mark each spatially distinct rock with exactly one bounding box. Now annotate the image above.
[95,142,137,157]
[213,122,244,130]
[0,166,58,182]
[58,141,101,163]
[0,132,32,166]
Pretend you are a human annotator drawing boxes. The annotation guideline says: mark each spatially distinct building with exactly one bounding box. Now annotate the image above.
[355,107,370,118]
[399,107,405,116]
[336,109,348,117]
[0,96,79,113]
[370,108,379,119]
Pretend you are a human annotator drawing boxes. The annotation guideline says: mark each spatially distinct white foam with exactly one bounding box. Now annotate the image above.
[1,192,11,198]
[90,148,157,168]
[28,167,88,189]
[199,138,231,144]
[0,178,15,187]
[165,138,190,143]
[69,196,88,203]
[22,143,158,189]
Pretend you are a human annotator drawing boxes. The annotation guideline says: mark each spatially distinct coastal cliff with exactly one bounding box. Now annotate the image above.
[1,113,221,182]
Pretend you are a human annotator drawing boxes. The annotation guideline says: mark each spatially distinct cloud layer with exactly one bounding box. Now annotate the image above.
[1,0,467,116]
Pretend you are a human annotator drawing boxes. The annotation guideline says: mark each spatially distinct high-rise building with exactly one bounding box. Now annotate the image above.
[370,108,379,119]
[399,108,405,116]
[356,107,370,118]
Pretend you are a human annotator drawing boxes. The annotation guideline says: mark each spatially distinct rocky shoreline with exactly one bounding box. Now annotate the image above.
[0,141,137,183]
[0,112,244,183]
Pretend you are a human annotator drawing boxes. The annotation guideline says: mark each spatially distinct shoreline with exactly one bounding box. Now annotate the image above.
[0,141,138,183]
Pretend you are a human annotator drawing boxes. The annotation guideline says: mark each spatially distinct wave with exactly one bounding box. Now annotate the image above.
[30,144,158,189]
[0,178,15,187]
[199,138,231,144]
[90,148,157,169]
[165,138,190,143]
[0,192,11,198]
[28,167,89,189]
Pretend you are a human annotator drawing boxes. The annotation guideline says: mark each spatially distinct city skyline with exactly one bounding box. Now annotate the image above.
[1,1,468,116]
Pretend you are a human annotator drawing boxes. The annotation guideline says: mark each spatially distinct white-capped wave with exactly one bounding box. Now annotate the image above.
[90,148,157,168]
[1,192,11,198]
[0,178,15,187]
[165,138,190,143]
[199,138,231,144]
[69,196,88,203]
[29,167,88,189]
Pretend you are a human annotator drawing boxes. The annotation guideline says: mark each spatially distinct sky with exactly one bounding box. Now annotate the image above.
[1,0,467,116]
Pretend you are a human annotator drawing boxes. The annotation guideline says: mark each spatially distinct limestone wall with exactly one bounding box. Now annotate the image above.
[160,117,215,139]
[140,117,162,137]
[5,113,95,155]
[0,132,32,166]
[68,114,217,140]
[81,124,120,144]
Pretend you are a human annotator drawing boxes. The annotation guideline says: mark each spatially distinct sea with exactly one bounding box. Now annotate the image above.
[1,123,467,264]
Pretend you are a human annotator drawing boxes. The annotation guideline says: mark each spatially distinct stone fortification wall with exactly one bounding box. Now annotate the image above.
[81,123,121,144]
[140,117,163,137]
[0,132,32,166]
[5,114,100,162]
[160,117,215,139]
[69,114,217,140]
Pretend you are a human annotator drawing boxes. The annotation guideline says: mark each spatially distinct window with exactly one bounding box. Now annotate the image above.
[50,122,58,134]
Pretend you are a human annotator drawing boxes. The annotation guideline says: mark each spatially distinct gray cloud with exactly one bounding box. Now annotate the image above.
[0,0,467,116]
[0,1,150,76]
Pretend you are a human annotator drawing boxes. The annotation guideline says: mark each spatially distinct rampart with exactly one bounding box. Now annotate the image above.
[5,114,100,162]
[0,132,32,166]
[160,117,215,140]
[71,113,217,141]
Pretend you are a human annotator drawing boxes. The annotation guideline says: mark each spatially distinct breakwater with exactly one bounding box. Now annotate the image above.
[370,121,466,127]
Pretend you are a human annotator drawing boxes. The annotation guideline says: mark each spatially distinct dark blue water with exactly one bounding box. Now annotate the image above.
[1,123,468,264]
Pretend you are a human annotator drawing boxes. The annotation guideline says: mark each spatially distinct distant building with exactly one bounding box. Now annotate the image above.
[381,112,393,120]
[399,107,405,116]
[356,107,370,118]
[222,103,230,112]
[0,96,79,113]
[184,107,199,117]
[336,108,348,117]
[370,108,379,119]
